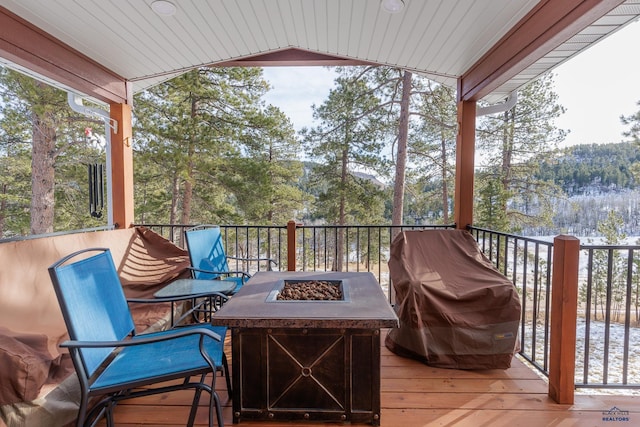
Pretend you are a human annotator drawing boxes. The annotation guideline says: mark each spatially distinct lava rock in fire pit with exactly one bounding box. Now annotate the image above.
[277,280,343,301]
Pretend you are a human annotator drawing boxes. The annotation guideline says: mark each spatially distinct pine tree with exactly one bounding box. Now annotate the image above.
[476,73,566,232]
[0,142,30,236]
[321,67,458,232]
[588,210,626,321]
[621,100,640,143]
[302,70,389,270]
[134,67,301,225]
[219,105,307,225]
[0,67,107,235]
[622,100,640,187]
[475,173,510,231]
[410,81,457,224]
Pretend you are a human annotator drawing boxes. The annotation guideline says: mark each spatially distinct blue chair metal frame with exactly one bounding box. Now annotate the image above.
[126,292,232,395]
[48,248,229,427]
[184,225,276,295]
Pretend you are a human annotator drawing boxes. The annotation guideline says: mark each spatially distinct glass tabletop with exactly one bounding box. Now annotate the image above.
[154,278,236,298]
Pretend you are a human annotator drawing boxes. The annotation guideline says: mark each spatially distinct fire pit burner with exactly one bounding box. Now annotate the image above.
[267,279,350,302]
[277,280,343,300]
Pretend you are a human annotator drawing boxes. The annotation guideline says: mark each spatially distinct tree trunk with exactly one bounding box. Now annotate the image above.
[170,171,179,224]
[336,146,349,271]
[392,71,411,238]
[181,97,197,226]
[501,109,515,215]
[0,183,6,235]
[30,108,56,235]
[440,129,449,223]
[181,161,193,225]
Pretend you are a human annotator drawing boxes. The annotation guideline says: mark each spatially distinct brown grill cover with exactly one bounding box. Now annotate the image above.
[385,229,521,369]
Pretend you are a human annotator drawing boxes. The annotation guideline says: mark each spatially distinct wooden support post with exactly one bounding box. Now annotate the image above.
[109,102,134,228]
[548,234,580,404]
[287,220,297,271]
[454,97,476,230]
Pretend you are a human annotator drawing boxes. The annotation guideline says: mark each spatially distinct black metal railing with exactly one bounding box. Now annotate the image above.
[141,222,640,391]
[292,224,454,300]
[140,223,288,275]
[468,226,554,377]
[577,243,640,390]
[140,223,454,302]
[468,226,640,391]
[9,223,639,391]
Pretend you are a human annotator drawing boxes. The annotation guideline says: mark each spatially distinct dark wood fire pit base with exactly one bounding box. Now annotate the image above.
[233,327,380,424]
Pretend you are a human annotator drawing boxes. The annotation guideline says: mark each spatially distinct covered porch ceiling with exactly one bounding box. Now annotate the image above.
[1,0,639,106]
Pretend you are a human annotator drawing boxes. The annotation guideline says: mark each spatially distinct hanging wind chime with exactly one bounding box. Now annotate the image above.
[85,126,105,219]
[88,163,104,218]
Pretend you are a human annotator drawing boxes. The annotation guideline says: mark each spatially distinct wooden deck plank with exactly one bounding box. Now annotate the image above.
[382,378,549,393]
[381,364,542,380]
[381,409,622,427]
[97,329,640,427]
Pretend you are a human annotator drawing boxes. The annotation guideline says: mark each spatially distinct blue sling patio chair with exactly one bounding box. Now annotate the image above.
[184,225,277,296]
[48,248,230,427]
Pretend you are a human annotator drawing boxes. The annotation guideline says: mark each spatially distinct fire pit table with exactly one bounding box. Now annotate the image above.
[211,271,398,425]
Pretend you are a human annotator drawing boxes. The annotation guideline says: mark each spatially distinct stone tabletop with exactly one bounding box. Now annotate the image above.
[210,271,399,329]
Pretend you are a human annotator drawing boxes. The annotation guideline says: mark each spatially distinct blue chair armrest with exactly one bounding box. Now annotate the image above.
[187,266,251,279]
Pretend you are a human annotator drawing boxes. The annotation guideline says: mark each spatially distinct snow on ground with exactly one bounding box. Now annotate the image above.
[575,318,640,395]
[523,318,640,395]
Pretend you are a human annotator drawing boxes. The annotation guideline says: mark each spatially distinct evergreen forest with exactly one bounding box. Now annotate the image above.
[1,65,640,240]
[537,142,640,196]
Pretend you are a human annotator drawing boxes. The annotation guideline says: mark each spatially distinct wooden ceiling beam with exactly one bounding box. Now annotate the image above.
[458,0,624,102]
[0,6,129,104]
[215,48,373,67]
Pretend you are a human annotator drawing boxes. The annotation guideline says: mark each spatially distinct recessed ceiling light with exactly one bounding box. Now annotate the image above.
[151,0,177,16]
[380,0,405,14]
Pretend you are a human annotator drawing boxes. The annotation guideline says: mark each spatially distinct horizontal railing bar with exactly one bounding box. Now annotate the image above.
[0,225,114,243]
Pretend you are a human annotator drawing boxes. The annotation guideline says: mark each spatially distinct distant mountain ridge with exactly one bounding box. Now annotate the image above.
[522,141,640,237]
[352,171,386,189]
[536,141,640,196]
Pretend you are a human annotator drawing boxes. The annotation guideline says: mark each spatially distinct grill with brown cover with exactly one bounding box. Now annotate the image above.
[385,229,521,369]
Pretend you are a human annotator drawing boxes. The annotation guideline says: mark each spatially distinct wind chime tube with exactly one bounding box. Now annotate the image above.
[94,164,99,212]
[88,164,94,215]
[99,164,104,211]
[88,163,104,218]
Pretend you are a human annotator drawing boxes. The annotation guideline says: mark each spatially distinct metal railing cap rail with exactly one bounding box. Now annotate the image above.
[0,225,115,244]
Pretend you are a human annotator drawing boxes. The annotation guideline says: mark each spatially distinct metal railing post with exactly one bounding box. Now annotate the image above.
[287,220,297,271]
[548,234,580,404]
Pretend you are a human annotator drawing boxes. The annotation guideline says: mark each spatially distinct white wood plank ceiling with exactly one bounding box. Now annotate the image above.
[0,0,639,104]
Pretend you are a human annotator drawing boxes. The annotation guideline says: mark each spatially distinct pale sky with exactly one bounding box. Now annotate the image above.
[262,66,336,131]
[262,19,640,147]
[554,19,640,147]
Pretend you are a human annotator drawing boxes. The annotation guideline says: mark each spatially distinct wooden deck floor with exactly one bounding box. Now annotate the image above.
[100,330,640,427]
